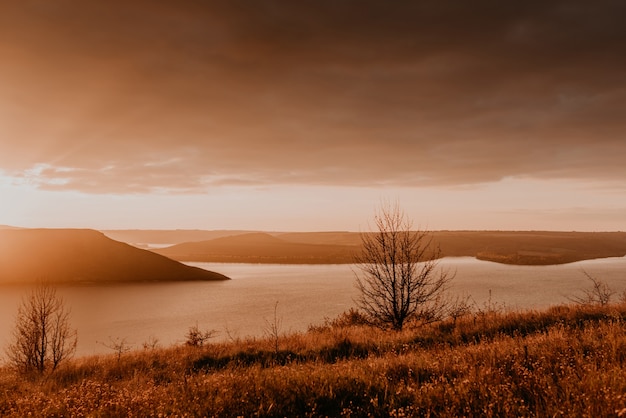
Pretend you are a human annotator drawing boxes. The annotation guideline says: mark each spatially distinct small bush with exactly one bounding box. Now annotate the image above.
[185,324,216,347]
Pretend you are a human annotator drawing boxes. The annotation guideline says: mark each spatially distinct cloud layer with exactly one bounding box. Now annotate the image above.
[1,0,625,193]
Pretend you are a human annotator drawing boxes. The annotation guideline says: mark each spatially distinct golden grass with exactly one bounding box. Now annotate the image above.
[3,304,626,416]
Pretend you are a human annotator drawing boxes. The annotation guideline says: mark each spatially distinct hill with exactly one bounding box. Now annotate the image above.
[433,230,626,264]
[275,231,362,246]
[0,229,229,284]
[101,229,254,246]
[152,230,626,265]
[153,232,358,264]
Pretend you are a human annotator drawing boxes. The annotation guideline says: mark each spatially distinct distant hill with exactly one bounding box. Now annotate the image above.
[101,229,255,246]
[434,231,626,265]
[152,230,626,265]
[274,231,362,246]
[153,232,358,264]
[0,229,229,284]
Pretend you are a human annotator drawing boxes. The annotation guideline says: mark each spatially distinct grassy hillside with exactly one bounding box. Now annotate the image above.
[0,228,229,283]
[2,303,626,416]
[151,230,626,265]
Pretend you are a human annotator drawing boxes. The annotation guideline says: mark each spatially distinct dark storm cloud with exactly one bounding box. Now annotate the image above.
[1,0,625,193]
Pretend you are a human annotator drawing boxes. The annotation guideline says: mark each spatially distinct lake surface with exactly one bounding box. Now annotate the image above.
[1,257,625,357]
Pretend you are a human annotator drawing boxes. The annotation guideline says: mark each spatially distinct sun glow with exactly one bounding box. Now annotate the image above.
[0,174,38,227]
[1,174,625,231]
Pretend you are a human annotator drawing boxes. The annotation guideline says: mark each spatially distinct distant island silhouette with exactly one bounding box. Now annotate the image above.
[3,227,624,271]
[0,228,230,284]
[141,230,626,265]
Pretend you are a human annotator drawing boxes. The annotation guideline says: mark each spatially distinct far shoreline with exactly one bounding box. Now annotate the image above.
[181,254,626,267]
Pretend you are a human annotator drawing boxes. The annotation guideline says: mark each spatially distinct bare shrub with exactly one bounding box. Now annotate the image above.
[329,308,371,328]
[142,336,160,350]
[99,337,132,363]
[569,270,615,306]
[475,289,506,316]
[264,301,283,353]
[355,203,453,330]
[446,293,473,324]
[185,324,216,347]
[5,282,77,374]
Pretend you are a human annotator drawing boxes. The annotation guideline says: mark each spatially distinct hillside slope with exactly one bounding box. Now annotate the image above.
[0,229,229,284]
[102,229,254,246]
[153,232,358,263]
[4,304,626,417]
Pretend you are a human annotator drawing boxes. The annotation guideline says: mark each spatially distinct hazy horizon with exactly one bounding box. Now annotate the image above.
[2,225,626,234]
[1,1,625,232]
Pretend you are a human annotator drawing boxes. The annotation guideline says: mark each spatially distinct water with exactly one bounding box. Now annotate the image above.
[0,257,625,357]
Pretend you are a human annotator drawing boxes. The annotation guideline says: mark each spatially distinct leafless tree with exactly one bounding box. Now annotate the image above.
[99,336,132,363]
[569,270,615,306]
[6,282,77,374]
[447,293,474,324]
[142,335,160,350]
[355,203,453,330]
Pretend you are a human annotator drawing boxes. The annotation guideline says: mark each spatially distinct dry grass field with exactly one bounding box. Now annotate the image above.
[3,302,626,417]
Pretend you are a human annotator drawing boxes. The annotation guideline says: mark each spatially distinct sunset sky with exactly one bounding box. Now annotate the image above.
[1,1,625,231]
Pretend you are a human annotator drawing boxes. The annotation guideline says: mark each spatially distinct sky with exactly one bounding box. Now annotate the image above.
[1,0,625,232]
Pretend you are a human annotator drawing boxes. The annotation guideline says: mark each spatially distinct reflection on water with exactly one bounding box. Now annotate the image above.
[1,257,625,357]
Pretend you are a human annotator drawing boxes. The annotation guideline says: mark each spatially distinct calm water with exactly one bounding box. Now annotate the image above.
[1,257,625,357]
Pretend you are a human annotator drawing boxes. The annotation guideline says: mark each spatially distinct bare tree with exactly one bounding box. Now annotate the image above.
[142,335,160,350]
[569,270,615,306]
[6,282,77,374]
[99,337,132,363]
[355,203,453,330]
[447,293,474,324]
